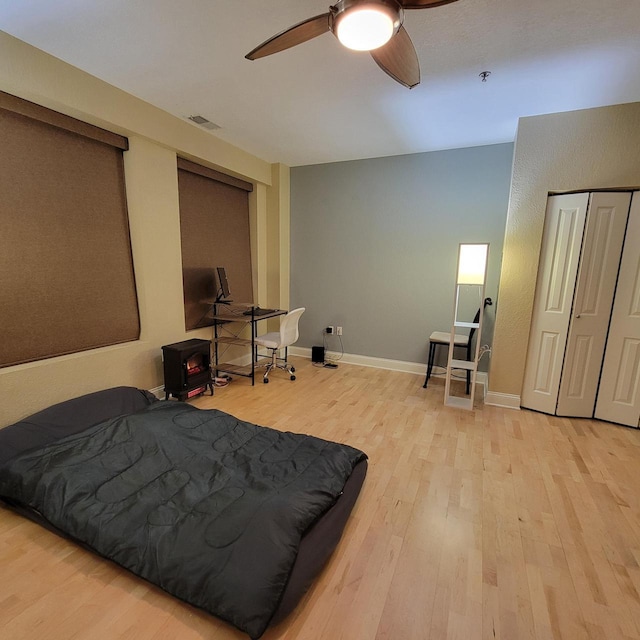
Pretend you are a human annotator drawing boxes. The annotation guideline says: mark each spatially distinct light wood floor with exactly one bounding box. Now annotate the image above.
[3,358,640,639]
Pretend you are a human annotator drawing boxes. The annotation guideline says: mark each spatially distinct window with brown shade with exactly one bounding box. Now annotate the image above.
[0,92,140,368]
[177,158,253,330]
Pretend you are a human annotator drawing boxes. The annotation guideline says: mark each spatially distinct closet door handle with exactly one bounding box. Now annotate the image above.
[575,314,581,319]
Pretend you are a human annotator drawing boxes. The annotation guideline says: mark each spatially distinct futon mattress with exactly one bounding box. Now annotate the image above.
[0,401,366,638]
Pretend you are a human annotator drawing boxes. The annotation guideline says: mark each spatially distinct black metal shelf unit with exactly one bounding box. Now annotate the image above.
[212,303,286,385]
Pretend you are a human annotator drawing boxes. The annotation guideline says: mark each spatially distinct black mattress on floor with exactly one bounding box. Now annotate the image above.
[0,387,367,638]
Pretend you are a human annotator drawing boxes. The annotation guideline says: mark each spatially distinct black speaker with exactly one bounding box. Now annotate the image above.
[311,346,325,363]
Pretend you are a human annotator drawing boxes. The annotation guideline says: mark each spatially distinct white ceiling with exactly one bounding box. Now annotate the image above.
[2,0,640,167]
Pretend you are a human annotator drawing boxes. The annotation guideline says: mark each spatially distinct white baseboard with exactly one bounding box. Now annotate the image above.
[478,372,488,399]
[158,348,494,400]
[289,347,487,395]
[290,347,427,375]
[149,385,165,399]
[484,391,521,409]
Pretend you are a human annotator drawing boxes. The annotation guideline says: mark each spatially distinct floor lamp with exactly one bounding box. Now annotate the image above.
[444,243,489,410]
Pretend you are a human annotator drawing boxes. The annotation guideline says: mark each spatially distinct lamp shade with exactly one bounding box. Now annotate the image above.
[457,243,489,285]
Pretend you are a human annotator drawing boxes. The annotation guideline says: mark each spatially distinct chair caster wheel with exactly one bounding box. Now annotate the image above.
[290,375,296,381]
[290,366,295,373]
[263,378,269,384]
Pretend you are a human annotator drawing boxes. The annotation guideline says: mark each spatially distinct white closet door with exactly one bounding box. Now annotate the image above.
[595,194,640,427]
[521,193,589,414]
[556,192,631,417]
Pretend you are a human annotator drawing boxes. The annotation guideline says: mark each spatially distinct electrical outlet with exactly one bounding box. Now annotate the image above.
[325,326,333,334]
[336,326,343,336]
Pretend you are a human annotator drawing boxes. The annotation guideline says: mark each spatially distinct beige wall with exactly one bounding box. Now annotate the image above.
[490,102,640,400]
[267,164,291,311]
[0,32,289,426]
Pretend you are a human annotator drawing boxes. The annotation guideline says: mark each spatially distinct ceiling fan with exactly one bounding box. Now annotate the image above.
[245,0,460,89]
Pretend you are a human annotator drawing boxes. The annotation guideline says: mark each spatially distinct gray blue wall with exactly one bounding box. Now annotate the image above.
[290,143,514,368]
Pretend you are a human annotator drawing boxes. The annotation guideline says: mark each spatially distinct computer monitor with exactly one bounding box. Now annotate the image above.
[216,267,231,301]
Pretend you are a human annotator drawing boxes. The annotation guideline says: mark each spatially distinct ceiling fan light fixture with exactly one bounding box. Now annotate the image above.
[335,3,400,51]
[245,0,452,88]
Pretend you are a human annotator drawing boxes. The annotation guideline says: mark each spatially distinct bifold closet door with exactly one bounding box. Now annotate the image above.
[595,193,640,427]
[556,192,631,416]
[521,193,589,414]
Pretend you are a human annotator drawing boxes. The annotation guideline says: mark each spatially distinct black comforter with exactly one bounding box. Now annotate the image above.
[0,401,366,638]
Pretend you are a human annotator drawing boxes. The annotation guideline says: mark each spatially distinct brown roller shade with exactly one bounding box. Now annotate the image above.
[178,163,253,330]
[177,157,252,192]
[0,102,139,368]
[0,90,128,150]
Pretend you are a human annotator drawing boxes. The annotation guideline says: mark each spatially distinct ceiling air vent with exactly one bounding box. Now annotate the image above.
[187,115,221,131]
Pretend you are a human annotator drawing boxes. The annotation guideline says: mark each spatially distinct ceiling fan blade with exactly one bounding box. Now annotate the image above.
[370,26,420,89]
[245,13,331,60]
[398,0,459,9]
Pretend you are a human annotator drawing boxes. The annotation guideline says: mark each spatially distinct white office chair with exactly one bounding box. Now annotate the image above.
[255,307,305,383]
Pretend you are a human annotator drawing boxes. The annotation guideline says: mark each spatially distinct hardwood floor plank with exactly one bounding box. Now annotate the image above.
[3,358,640,639]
